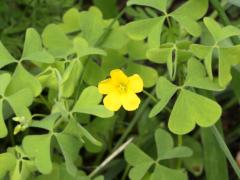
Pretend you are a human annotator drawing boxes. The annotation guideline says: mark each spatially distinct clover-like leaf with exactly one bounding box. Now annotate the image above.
[42,24,72,58]
[0,42,15,68]
[150,164,188,180]
[125,128,191,180]
[73,37,106,58]
[191,18,240,87]
[55,133,82,176]
[0,73,34,138]
[23,134,53,174]
[169,89,221,135]
[149,77,178,118]
[21,28,54,64]
[63,118,102,147]
[203,17,240,43]
[184,58,223,91]
[72,86,113,118]
[0,152,16,179]
[126,62,158,88]
[147,41,192,79]
[125,143,153,180]
[30,113,60,131]
[123,17,165,48]
[6,63,42,97]
[61,59,83,98]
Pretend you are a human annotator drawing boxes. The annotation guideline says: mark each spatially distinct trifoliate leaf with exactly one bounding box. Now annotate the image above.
[169,89,221,135]
[203,17,240,43]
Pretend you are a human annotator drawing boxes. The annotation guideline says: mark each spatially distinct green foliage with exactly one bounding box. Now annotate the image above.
[125,128,192,179]
[0,0,240,179]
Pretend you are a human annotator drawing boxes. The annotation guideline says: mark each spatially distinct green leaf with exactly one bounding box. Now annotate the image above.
[124,17,165,47]
[183,136,203,176]
[154,128,174,158]
[218,45,240,87]
[63,118,102,147]
[146,48,170,64]
[6,64,42,97]
[149,77,178,118]
[151,164,188,180]
[6,88,33,119]
[171,14,201,37]
[30,113,60,131]
[83,60,106,86]
[169,89,222,135]
[172,0,208,20]
[0,100,7,138]
[229,0,240,7]
[158,146,193,161]
[0,73,11,97]
[72,86,113,118]
[61,59,83,98]
[59,8,81,33]
[42,24,72,58]
[55,133,82,176]
[203,17,240,43]
[127,0,168,12]
[102,28,129,50]
[125,143,153,180]
[0,42,15,68]
[73,37,106,58]
[93,0,118,18]
[184,58,223,91]
[0,152,16,179]
[127,40,148,61]
[125,143,153,166]
[23,134,53,174]
[21,28,54,64]
[126,62,158,88]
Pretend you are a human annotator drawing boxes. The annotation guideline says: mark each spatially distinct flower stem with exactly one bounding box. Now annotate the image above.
[112,90,154,151]
[211,125,240,178]
[143,89,158,102]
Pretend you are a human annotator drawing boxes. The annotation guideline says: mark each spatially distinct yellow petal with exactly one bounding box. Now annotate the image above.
[110,69,128,84]
[128,74,143,93]
[98,78,115,94]
[103,92,121,111]
[121,93,140,111]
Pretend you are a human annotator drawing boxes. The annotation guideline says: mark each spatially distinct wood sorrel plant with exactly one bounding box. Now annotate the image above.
[0,0,240,179]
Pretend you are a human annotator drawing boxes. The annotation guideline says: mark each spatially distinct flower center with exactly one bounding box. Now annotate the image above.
[118,83,127,94]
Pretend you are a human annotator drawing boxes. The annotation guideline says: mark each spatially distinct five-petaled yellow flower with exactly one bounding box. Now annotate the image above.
[98,69,143,111]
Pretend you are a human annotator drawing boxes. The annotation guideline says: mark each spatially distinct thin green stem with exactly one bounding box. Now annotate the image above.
[143,89,158,102]
[112,90,154,151]
[176,135,183,169]
[211,125,240,178]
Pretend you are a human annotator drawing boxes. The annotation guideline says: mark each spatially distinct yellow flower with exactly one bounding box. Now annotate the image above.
[98,69,143,111]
